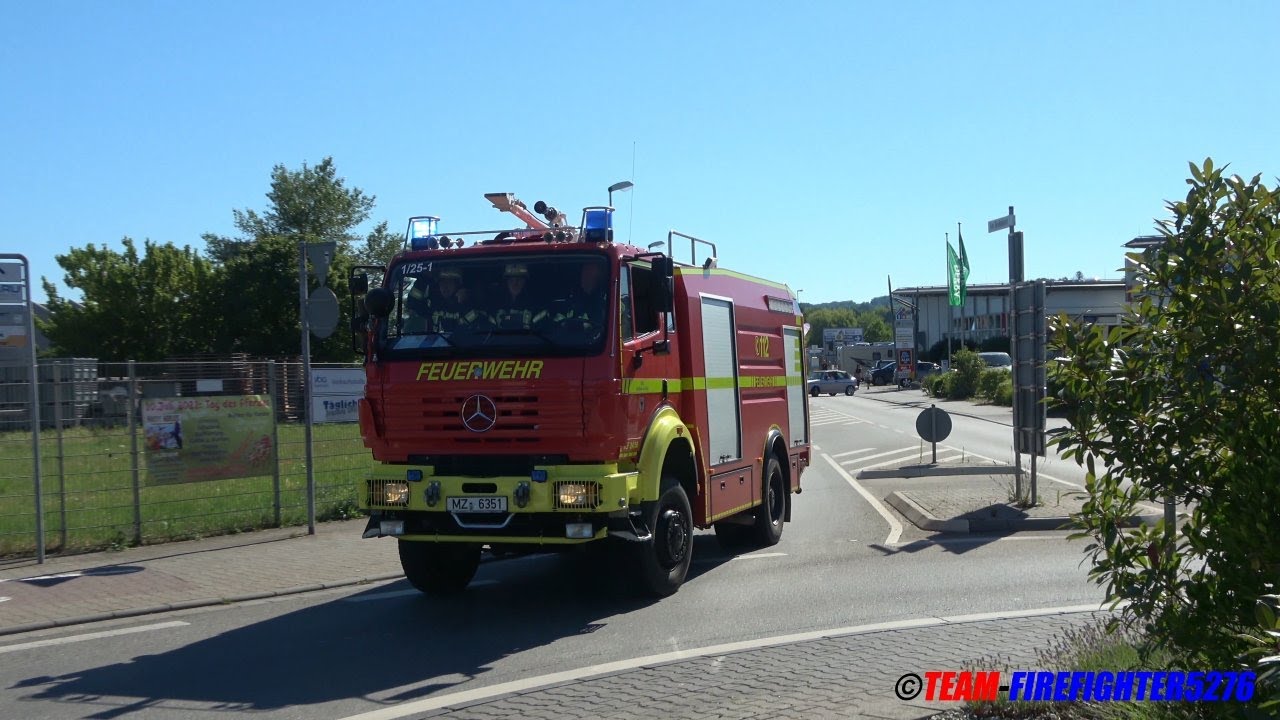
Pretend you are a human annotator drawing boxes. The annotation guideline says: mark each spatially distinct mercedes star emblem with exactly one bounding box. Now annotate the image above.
[461,394,497,433]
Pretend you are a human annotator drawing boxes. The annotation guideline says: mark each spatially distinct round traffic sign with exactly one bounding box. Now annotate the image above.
[307,287,340,339]
[915,406,952,443]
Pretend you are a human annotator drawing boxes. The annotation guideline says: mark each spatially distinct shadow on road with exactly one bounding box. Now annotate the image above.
[9,534,738,715]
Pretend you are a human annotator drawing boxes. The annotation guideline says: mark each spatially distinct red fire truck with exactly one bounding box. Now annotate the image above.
[351,192,811,596]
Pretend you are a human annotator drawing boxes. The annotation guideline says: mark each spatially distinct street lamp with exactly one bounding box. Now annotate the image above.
[608,180,633,208]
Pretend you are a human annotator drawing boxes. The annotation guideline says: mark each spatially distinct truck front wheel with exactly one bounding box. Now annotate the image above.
[635,479,694,597]
[398,540,481,595]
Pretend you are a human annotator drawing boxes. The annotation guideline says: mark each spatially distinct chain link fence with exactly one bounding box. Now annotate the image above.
[0,357,370,559]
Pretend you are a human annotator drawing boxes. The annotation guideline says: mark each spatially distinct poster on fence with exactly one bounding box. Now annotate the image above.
[142,395,274,484]
[310,367,365,423]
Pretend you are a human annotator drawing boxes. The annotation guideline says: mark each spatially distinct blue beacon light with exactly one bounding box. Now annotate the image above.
[409,216,441,250]
[582,207,612,243]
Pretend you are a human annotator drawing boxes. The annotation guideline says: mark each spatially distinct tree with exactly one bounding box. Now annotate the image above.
[1051,159,1280,691]
[203,157,390,361]
[803,307,859,347]
[39,239,221,361]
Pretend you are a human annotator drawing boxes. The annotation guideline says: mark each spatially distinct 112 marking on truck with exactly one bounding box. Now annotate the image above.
[350,190,811,596]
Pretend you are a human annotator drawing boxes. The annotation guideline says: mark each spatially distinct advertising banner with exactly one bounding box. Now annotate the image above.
[310,368,365,423]
[142,396,275,484]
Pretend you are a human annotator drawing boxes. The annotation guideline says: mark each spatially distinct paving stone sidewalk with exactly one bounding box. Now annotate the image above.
[418,611,1106,720]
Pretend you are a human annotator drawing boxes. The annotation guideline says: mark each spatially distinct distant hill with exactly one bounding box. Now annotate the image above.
[799,295,892,313]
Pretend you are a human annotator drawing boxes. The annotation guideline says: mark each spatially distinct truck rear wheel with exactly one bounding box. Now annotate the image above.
[634,479,693,597]
[398,540,481,595]
[751,456,786,547]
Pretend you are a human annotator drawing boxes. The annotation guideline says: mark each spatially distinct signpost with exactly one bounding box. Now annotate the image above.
[299,241,338,534]
[989,207,1034,504]
[0,255,41,562]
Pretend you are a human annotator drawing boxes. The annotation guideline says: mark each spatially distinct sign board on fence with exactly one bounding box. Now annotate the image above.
[310,367,365,423]
[196,379,224,393]
[142,395,275,484]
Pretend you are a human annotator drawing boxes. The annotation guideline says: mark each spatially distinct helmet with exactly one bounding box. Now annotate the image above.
[438,268,462,281]
[503,263,529,277]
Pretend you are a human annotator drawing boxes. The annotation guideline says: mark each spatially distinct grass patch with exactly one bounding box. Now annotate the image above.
[0,422,371,557]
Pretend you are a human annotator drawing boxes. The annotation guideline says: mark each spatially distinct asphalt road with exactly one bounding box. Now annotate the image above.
[0,393,1104,720]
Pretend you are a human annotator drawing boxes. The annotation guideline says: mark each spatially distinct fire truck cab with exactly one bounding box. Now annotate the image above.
[352,192,811,597]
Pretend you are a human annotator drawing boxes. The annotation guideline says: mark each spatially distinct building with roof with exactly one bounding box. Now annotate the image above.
[891,279,1127,355]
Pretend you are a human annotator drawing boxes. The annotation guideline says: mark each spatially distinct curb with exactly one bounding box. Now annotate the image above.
[0,572,404,638]
[886,492,970,533]
[857,465,1019,479]
[859,390,1014,428]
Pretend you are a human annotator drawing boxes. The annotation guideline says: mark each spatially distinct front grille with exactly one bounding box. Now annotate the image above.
[553,481,602,509]
[367,479,409,508]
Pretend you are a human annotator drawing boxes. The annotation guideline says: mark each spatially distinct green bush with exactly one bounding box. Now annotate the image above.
[947,348,984,399]
[924,373,946,397]
[977,368,1006,401]
[992,377,1012,406]
[1052,159,1280,698]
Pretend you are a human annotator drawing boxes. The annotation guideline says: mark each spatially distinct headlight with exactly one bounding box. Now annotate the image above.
[383,482,410,506]
[555,482,599,508]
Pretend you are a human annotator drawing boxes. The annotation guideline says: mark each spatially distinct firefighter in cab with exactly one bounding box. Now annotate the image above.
[490,263,548,330]
[427,267,477,332]
[554,261,607,340]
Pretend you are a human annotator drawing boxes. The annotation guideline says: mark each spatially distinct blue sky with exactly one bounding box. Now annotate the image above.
[5,1,1278,305]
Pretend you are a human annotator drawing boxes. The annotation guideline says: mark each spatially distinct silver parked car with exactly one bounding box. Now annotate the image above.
[808,370,858,396]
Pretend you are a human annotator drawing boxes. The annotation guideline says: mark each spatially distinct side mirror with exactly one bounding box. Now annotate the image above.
[365,287,395,318]
[652,256,674,313]
[349,273,369,296]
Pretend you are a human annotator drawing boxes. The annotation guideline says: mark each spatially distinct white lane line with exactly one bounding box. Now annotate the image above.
[856,452,964,472]
[733,552,786,560]
[335,603,1109,720]
[822,453,902,546]
[839,447,918,466]
[831,448,877,459]
[0,621,189,654]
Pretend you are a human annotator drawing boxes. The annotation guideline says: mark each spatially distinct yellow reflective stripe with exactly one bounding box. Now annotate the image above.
[621,375,801,394]
[673,266,793,293]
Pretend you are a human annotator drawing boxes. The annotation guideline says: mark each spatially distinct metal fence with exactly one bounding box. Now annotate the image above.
[0,358,371,559]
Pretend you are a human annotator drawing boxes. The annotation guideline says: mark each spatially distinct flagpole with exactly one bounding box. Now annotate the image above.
[959,222,966,350]
[946,232,952,369]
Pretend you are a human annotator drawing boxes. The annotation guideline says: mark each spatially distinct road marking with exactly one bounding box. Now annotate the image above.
[838,447,918,467]
[831,448,877,459]
[822,453,902,546]
[0,621,189,654]
[734,552,786,560]
[856,452,965,472]
[334,603,1109,720]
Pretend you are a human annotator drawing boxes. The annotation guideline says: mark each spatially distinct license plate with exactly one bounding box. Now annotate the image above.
[447,496,508,513]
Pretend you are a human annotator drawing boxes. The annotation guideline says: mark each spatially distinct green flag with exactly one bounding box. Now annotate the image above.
[947,241,962,306]
[958,225,970,304]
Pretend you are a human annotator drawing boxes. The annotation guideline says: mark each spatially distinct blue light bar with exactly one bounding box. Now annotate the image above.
[583,208,612,243]
[408,216,440,250]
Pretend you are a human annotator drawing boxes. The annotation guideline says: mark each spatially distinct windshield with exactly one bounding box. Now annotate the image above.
[979,352,1012,367]
[379,253,610,358]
